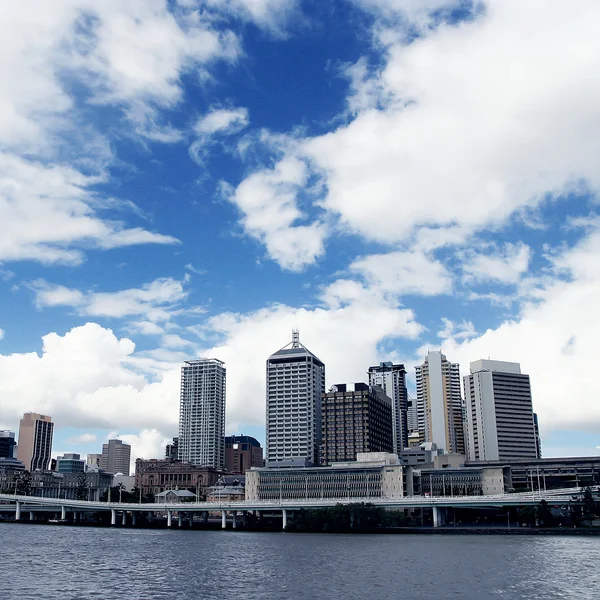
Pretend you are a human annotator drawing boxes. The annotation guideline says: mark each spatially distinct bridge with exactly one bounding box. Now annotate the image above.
[0,488,585,528]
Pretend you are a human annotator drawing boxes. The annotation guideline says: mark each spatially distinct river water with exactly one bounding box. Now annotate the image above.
[1,524,599,599]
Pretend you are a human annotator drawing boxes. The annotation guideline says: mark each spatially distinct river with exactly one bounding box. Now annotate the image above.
[1,524,599,599]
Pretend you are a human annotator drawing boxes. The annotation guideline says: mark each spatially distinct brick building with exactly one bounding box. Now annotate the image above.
[320,383,394,465]
[134,459,224,500]
[224,435,263,473]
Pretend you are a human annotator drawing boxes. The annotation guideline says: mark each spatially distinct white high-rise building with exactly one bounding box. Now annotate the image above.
[415,351,465,454]
[464,359,539,462]
[368,362,408,453]
[266,330,325,467]
[178,358,226,469]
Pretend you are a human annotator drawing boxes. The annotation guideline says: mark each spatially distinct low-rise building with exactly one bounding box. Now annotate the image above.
[154,489,196,504]
[56,453,85,473]
[412,466,508,497]
[466,456,600,492]
[135,458,224,499]
[246,452,405,502]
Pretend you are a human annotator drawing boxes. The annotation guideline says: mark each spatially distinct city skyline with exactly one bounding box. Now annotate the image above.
[1,2,600,462]
[4,341,543,472]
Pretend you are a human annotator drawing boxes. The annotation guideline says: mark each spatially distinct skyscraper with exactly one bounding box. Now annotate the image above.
[464,359,539,462]
[178,358,226,469]
[368,362,408,453]
[100,439,132,475]
[16,413,54,471]
[266,330,325,467]
[320,383,393,465]
[0,430,16,459]
[415,351,465,454]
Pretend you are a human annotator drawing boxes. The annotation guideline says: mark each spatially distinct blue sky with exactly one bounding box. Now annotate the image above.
[1,0,600,465]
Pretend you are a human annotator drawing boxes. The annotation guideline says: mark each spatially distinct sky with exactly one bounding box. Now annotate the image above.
[1,0,600,468]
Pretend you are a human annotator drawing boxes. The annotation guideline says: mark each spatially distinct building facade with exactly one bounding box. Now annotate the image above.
[165,437,179,460]
[415,352,464,454]
[100,439,131,475]
[87,454,102,467]
[266,330,326,467]
[246,453,405,501]
[464,360,539,462]
[367,362,409,453]
[56,453,85,473]
[320,383,393,465]
[224,435,263,473]
[16,413,54,472]
[178,358,226,469]
[135,458,223,499]
[0,431,16,459]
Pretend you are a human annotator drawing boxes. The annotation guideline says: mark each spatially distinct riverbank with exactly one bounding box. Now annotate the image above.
[3,519,600,535]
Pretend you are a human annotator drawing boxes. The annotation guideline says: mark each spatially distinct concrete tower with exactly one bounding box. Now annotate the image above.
[17,413,54,471]
[367,362,408,453]
[266,330,325,467]
[178,358,226,469]
[415,351,465,454]
[464,359,539,462]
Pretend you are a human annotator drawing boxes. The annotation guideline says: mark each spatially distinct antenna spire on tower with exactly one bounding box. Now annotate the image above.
[292,328,300,348]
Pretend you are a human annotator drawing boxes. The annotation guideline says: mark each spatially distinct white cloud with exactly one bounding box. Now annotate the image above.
[0,323,179,433]
[437,318,477,342]
[0,329,4,341]
[0,154,179,265]
[0,1,247,266]
[440,227,600,432]
[116,429,172,473]
[230,1,600,268]
[31,277,188,323]
[350,250,453,296]
[226,157,327,270]
[190,106,250,164]
[128,321,166,336]
[68,433,97,444]
[461,242,532,285]
[204,0,301,34]
[194,107,249,136]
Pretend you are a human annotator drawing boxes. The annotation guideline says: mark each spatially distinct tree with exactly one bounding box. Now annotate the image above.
[75,472,88,500]
[15,471,31,496]
[583,487,596,518]
[537,499,554,527]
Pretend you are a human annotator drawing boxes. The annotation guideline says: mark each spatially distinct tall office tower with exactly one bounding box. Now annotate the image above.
[100,439,132,475]
[16,413,54,471]
[368,362,408,453]
[178,358,226,469]
[415,351,465,454]
[464,359,539,462]
[320,383,393,465]
[266,330,326,467]
[406,394,418,434]
[0,430,16,459]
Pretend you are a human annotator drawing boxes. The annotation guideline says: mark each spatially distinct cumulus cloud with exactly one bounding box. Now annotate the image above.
[0,323,180,434]
[438,227,600,433]
[460,242,532,285]
[30,277,188,323]
[68,433,97,444]
[350,250,453,297]
[230,1,600,270]
[225,157,327,270]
